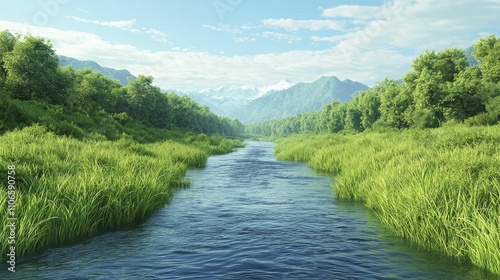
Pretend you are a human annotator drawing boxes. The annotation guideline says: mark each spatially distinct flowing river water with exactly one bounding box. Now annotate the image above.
[2,141,495,279]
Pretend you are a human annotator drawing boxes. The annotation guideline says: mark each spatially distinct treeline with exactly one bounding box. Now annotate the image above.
[0,31,245,139]
[248,35,500,137]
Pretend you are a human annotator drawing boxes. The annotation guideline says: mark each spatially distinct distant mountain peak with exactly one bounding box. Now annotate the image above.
[318,75,341,82]
[195,84,259,101]
[183,76,368,123]
[465,46,479,66]
[255,80,296,99]
[244,76,368,123]
[58,55,136,86]
[195,80,296,101]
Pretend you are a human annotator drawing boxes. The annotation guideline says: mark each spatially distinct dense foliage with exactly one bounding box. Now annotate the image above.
[248,35,500,137]
[0,31,246,263]
[275,126,500,276]
[0,31,245,139]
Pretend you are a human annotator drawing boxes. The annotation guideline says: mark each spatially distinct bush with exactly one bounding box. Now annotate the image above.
[112,112,130,124]
[370,119,399,132]
[464,113,498,127]
[48,120,85,139]
[411,108,439,129]
[184,132,196,143]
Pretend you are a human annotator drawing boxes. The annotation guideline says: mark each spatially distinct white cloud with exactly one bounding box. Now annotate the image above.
[262,18,345,31]
[2,21,407,91]
[233,37,257,43]
[68,16,170,44]
[321,5,382,20]
[2,0,499,91]
[202,24,242,34]
[67,16,140,33]
[145,28,169,44]
[311,35,343,43]
[263,32,301,44]
[334,0,500,52]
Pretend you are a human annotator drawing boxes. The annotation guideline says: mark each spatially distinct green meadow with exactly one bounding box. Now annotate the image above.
[274,124,500,275]
[0,125,243,261]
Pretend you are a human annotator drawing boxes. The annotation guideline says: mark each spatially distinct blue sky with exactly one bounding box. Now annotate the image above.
[1,0,500,91]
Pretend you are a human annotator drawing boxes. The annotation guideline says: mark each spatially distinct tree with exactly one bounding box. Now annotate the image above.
[71,68,122,113]
[473,34,500,84]
[472,35,500,122]
[127,75,172,128]
[481,82,500,121]
[4,34,68,104]
[444,66,485,120]
[0,30,16,84]
[357,88,381,130]
[324,101,346,133]
[403,48,468,126]
[378,78,409,129]
[344,98,362,132]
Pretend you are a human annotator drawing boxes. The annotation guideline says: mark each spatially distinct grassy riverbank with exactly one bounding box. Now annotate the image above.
[274,124,500,275]
[0,125,243,261]
[0,32,248,265]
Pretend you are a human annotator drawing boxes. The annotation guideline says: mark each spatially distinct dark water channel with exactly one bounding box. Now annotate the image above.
[2,141,495,279]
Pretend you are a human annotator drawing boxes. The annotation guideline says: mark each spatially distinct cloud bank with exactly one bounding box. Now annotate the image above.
[2,0,499,91]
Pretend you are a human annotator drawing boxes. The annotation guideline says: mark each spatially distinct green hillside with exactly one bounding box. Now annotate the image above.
[244,76,368,123]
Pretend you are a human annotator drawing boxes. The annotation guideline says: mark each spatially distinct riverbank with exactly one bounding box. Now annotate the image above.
[0,125,244,264]
[274,124,500,276]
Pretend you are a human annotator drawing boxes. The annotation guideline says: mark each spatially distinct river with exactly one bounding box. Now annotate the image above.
[2,141,494,279]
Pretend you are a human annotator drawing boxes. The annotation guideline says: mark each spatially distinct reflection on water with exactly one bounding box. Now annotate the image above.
[2,141,496,279]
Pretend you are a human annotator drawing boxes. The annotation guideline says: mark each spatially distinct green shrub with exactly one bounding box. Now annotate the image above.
[464,112,498,127]
[48,120,85,139]
[410,108,439,129]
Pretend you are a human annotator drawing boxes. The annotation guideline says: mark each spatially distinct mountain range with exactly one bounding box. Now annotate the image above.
[180,80,297,122]
[57,56,368,123]
[58,55,136,86]
[182,77,368,123]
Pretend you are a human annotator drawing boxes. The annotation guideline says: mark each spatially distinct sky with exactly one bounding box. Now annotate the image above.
[1,0,499,91]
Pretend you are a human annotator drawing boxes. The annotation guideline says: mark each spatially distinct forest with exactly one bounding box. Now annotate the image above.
[0,30,245,141]
[247,35,500,137]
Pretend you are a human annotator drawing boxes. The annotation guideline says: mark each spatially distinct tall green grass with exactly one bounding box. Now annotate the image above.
[0,125,243,260]
[275,125,500,275]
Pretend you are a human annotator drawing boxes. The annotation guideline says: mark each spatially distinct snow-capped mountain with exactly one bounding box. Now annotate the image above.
[245,76,368,123]
[255,80,295,99]
[183,77,368,123]
[197,85,259,101]
[195,80,295,101]
[182,80,295,120]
